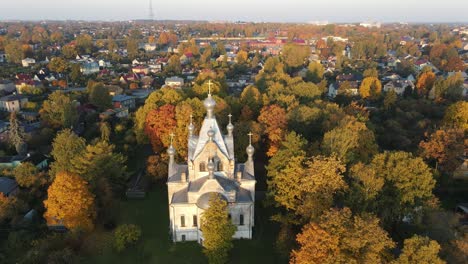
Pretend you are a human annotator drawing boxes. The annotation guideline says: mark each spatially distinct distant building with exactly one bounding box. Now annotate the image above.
[165,77,184,88]
[167,91,256,243]
[21,58,36,67]
[383,80,415,95]
[0,94,28,112]
[359,22,381,28]
[112,95,136,110]
[0,177,18,197]
[132,66,150,75]
[80,62,100,75]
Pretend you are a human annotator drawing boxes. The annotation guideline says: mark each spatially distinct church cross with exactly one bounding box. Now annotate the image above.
[228,113,232,123]
[208,80,212,95]
[169,132,174,145]
[248,132,253,145]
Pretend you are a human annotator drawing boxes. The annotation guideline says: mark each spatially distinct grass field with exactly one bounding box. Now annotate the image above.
[88,185,285,264]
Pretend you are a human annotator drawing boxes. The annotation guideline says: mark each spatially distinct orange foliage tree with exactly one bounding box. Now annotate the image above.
[258,104,288,157]
[145,104,177,152]
[419,129,466,173]
[416,71,436,95]
[44,171,95,231]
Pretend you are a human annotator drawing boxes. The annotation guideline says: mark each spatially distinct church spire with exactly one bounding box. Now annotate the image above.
[167,132,176,176]
[227,113,234,137]
[246,132,255,161]
[188,114,195,136]
[203,80,216,119]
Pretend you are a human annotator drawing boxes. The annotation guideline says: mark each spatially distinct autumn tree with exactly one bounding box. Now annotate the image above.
[267,132,347,223]
[291,208,395,264]
[282,44,310,68]
[62,45,77,59]
[88,83,112,110]
[75,34,93,54]
[71,141,126,186]
[236,50,248,64]
[44,171,95,231]
[359,77,382,99]
[0,194,26,223]
[416,71,436,96]
[8,112,27,155]
[146,155,168,182]
[165,55,182,75]
[145,104,177,152]
[40,91,78,129]
[200,193,236,264]
[419,129,466,173]
[240,86,263,115]
[50,129,86,177]
[306,61,324,83]
[5,40,24,64]
[443,101,468,131]
[134,88,184,143]
[392,235,445,264]
[173,98,205,158]
[258,104,288,157]
[13,162,47,189]
[48,57,69,73]
[363,68,379,78]
[322,116,378,164]
[383,90,398,110]
[126,37,139,60]
[370,151,436,226]
[345,162,384,214]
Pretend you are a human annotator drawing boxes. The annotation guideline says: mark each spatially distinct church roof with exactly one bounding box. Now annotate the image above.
[190,116,231,160]
[188,174,238,193]
[196,192,228,209]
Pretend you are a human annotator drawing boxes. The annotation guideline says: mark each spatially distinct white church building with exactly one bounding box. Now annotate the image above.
[167,89,256,243]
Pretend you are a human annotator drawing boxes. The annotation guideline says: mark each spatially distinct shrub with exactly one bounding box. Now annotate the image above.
[114,224,142,252]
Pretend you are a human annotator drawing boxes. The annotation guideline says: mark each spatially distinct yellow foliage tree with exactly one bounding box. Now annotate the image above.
[44,171,95,231]
[291,208,395,264]
[359,77,382,99]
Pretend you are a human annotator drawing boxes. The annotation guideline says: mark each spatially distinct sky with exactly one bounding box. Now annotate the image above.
[0,0,467,23]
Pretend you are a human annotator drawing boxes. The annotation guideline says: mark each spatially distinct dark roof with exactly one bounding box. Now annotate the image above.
[23,152,48,166]
[0,94,26,102]
[0,177,18,196]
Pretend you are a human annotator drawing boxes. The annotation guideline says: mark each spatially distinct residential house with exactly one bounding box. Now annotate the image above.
[80,61,100,75]
[0,94,29,112]
[100,108,129,120]
[141,76,154,89]
[98,60,111,68]
[0,177,18,197]
[132,65,150,75]
[0,80,16,94]
[112,95,136,110]
[165,76,184,88]
[144,43,157,52]
[21,58,36,67]
[383,80,415,95]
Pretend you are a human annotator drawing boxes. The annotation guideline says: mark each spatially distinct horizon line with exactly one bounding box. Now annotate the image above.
[0,19,467,25]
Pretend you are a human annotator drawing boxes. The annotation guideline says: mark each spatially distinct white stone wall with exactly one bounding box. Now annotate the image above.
[170,202,254,242]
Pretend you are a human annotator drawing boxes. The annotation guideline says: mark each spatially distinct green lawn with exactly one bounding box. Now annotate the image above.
[88,185,284,264]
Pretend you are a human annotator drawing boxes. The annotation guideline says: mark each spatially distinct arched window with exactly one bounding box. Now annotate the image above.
[199,162,206,172]
[217,162,223,171]
[239,214,244,226]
